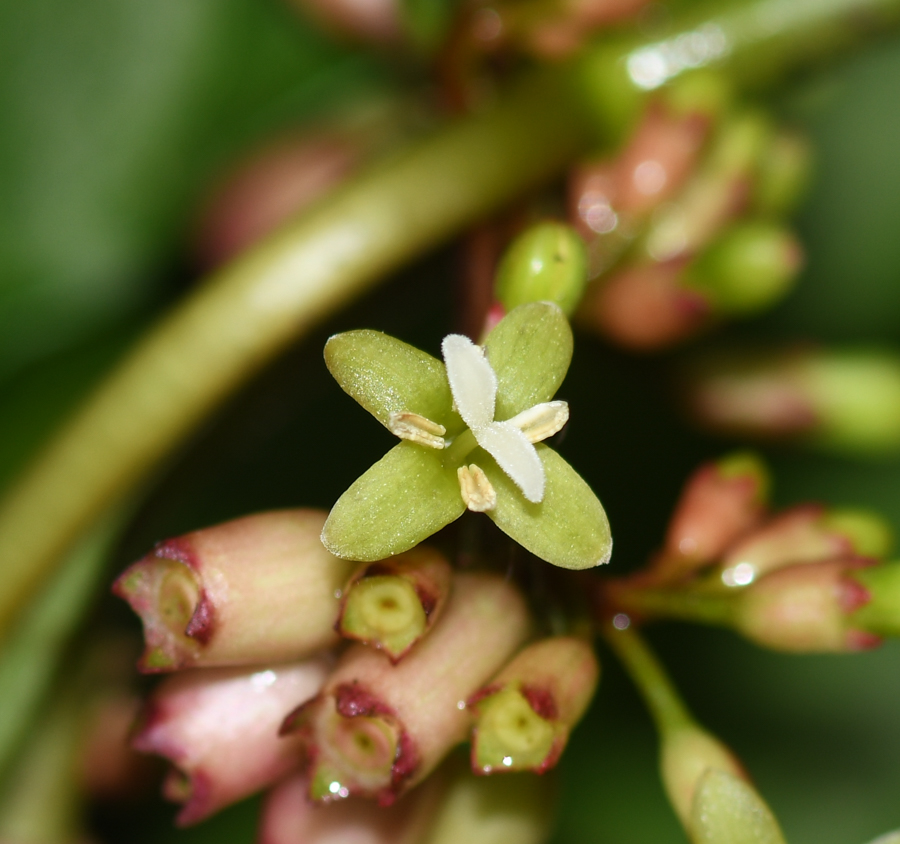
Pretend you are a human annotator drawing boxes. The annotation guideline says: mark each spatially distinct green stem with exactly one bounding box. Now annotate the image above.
[1,0,898,643]
[601,624,693,735]
[606,581,735,626]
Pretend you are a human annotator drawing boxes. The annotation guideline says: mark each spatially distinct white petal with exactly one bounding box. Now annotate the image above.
[442,334,497,431]
[474,421,545,503]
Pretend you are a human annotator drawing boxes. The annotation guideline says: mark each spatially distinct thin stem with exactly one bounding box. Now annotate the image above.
[601,623,693,735]
[605,580,735,627]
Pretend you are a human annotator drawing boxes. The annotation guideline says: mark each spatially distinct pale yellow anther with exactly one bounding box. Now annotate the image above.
[458,464,497,512]
[388,412,447,449]
[508,401,569,444]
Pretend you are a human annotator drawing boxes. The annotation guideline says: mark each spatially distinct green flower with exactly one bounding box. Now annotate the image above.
[320,302,612,570]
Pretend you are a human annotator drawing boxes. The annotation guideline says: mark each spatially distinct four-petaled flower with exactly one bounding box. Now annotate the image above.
[320,302,612,570]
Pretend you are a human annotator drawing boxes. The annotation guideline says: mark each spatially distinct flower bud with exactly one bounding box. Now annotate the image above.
[732,559,881,652]
[113,510,356,672]
[682,221,803,315]
[865,832,900,844]
[719,504,892,586]
[847,562,900,638]
[653,452,769,582]
[684,348,900,453]
[643,110,772,263]
[282,573,532,804]
[288,0,402,44]
[338,547,453,662]
[258,770,443,844]
[194,131,363,266]
[690,768,787,844]
[132,658,330,826]
[469,636,599,774]
[581,259,710,350]
[660,723,745,829]
[752,130,813,217]
[423,753,556,844]
[495,223,588,317]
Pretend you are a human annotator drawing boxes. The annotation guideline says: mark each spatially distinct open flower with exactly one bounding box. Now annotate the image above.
[320,302,611,569]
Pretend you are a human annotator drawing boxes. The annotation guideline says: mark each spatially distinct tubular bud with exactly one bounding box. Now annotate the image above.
[653,453,769,582]
[684,348,900,453]
[690,769,787,844]
[469,636,599,774]
[338,547,453,661]
[719,504,893,586]
[732,559,881,652]
[423,753,556,844]
[258,770,443,844]
[283,573,532,804]
[495,222,588,317]
[132,658,330,826]
[113,510,356,672]
[661,723,745,829]
[682,221,803,315]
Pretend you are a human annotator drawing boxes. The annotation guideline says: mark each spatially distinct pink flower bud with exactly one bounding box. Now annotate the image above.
[288,0,402,44]
[132,658,330,825]
[195,132,363,266]
[652,453,769,582]
[282,573,532,804]
[732,559,881,652]
[113,510,356,672]
[258,770,444,844]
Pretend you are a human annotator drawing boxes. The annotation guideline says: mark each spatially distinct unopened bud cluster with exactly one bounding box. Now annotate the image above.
[606,452,900,653]
[570,77,809,349]
[114,509,599,838]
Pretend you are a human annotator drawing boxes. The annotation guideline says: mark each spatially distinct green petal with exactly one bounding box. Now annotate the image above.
[321,442,466,561]
[483,303,573,420]
[479,445,612,570]
[690,770,787,844]
[325,330,462,433]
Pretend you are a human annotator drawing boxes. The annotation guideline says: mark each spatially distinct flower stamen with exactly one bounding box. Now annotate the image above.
[458,464,497,512]
[509,401,570,444]
[387,412,447,449]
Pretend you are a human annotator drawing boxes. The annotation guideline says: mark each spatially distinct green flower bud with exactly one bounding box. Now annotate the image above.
[849,562,900,638]
[753,130,813,217]
[495,223,588,316]
[683,221,803,315]
[690,769,787,844]
[864,832,900,844]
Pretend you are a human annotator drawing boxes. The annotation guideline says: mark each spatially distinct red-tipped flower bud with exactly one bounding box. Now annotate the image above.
[282,573,532,805]
[287,0,402,44]
[684,347,900,453]
[132,658,330,826]
[469,636,599,774]
[719,504,892,586]
[338,547,453,662]
[113,510,356,672]
[653,452,769,582]
[847,562,900,639]
[731,559,881,652]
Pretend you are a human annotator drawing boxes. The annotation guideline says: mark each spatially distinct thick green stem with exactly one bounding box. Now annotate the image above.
[606,581,735,626]
[1,0,899,643]
[601,624,692,735]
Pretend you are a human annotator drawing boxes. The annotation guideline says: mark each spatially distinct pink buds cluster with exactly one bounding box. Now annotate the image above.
[571,85,808,350]
[114,509,599,837]
[606,453,898,653]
